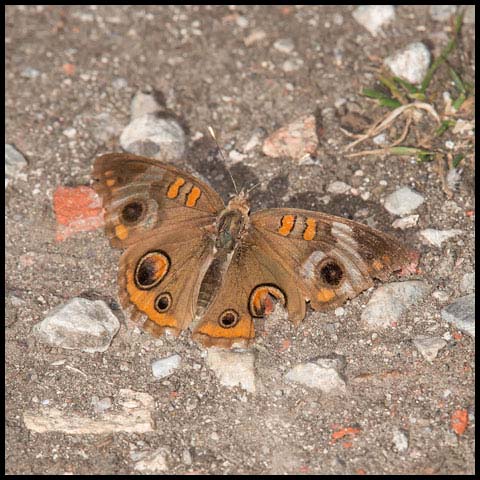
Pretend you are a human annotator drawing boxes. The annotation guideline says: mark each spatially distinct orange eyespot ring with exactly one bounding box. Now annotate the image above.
[248,284,286,317]
[134,251,170,290]
[218,309,240,329]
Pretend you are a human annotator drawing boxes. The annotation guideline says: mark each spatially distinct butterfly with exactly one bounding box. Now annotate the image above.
[92,152,414,348]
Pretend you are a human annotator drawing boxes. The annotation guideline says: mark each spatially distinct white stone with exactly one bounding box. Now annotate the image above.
[243,128,265,152]
[23,389,154,434]
[33,297,120,353]
[284,359,346,394]
[327,181,351,195]
[282,58,304,72]
[352,5,395,36]
[182,448,193,465]
[21,67,40,79]
[112,77,128,89]
[132,447,169,472]
[432,290,450,303]
[384,42,431,85]
[373,133,388,145]
[235,15,249,28]
[419,229,463,248]
[273,38,295,54]
[460,272,475,294]
[62,127,77,138]
[152,355,181,379]
[392,428,409,452]
[92,396,113,413]
[131,90,162,119]
[384,187,425,215]
[120,114,186,162]
[206,349,256,393]
[413,335,447,362]
[392,214,419,230]
[228,149,246,163]
[361,281,430,329]
[446,168,462,190]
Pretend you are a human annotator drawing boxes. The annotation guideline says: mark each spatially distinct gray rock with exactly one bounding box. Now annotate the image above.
[384,187,425,215]
[152,354,181,379]
[327,181,351,195]
[419,228,463,247]
[33,297,120,353]
[131,90,162,119]
[441,294,475,337]
[352,5,395,37]
[392,428,409,452]
[361,281,430,329]
[120,114,186,162]
[206,349,256,393]
[284,358,346,394]
[384,42,431,85]
[460,272,475,294]
[5,144,27,182]
[413,335,447,362]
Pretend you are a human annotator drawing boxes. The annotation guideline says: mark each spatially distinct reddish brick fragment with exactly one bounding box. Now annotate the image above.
[53,186,104,241]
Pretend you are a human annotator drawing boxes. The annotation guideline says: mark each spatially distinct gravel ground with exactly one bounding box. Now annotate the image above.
[6,5,475,475]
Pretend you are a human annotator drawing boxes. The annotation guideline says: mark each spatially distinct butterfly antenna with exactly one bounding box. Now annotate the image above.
[246,181,264,195]
[208,126,239,195]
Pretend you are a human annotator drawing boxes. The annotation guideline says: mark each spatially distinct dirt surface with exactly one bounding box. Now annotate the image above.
[5,5,475,475]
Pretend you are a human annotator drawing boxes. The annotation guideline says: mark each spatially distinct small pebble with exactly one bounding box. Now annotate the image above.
[384,42,431,85]
[152,355,182,379]
[352,5,395,36]
[273,38,295,54]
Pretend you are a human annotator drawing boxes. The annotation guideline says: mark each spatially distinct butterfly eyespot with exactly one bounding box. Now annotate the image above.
[121,201,145,224]
[218,309,239,329]
[135,251,170,290]
[155,293,172,313]
[249,284,286,317]
[317,259,345,287]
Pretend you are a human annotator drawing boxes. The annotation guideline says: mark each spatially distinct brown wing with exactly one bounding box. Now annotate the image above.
[92,153,225,248]
[118,225,215,336]
[193,207,414,348]
[192,226,306,348]
[92,153,224,334]
[250,208,413,311]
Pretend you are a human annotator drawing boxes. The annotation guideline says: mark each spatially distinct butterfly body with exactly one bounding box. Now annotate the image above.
[93,153,414,348]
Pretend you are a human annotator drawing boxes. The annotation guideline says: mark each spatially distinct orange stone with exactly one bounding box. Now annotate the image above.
[53,186,104,241]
